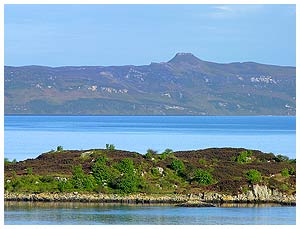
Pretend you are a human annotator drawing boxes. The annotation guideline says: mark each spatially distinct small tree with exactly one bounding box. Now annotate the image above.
[57,145,63,152]
[281,168,290,177]
[235,150,252,164]
[246,169,262,184]
[105,144,115,150]
[194,169,213,185]
[170,159,185,174]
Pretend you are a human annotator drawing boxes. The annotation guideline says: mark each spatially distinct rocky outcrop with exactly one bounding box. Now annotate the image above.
[201,184,295,205]
[4,185,295,206]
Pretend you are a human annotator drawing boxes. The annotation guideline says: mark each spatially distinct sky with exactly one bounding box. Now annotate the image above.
[4,4,296,67]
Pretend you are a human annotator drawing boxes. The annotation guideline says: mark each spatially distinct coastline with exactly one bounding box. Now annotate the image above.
[5,188,296,206]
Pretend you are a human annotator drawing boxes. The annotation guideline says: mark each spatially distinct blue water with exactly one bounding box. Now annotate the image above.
[4,116,295,161]
[4,202,296,225]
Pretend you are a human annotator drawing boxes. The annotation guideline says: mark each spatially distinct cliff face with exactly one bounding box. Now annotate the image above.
[202,184,296,204]
[4,184,295,205]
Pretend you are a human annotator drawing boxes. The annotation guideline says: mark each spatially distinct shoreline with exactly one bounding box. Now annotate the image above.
[4,192,296,206]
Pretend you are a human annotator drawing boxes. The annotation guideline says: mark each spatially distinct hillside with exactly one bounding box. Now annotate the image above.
[4,53,296,115]
[4,147,296,197]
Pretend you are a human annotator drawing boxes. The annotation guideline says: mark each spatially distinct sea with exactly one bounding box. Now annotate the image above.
[4,115,296,161]
[4,115,296,225]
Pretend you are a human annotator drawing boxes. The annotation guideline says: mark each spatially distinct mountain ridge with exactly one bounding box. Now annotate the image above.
[4,53,296,115]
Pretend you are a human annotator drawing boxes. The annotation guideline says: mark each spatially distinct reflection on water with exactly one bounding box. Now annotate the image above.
[5,201,295,225]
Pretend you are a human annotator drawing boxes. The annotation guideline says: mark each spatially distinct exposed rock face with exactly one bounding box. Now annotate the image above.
[4,185,295,205]
[202,185,295,204]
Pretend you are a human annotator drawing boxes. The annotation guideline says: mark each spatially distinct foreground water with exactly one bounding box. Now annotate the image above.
[5,116,295,161]
[4,202,295,225]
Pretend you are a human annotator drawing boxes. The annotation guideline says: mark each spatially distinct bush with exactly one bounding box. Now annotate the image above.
[246,169,262,184]
[57,146,63,152]
[281,168,290,177]
[160,148,174,160]
[194,169,213,185]
[105,144,115,150]
[198,159,206,165]
[275,154,289,162]
[71,165,95,191]
[92,156,112,185]
[289,167,296,175]
[170,159,185,174]
[116,158,135,174]
[235,151,252,164]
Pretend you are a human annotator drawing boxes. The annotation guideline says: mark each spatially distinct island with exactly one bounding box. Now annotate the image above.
[4,147,296,206]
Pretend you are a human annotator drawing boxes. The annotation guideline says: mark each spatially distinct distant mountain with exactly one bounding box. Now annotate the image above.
[4,53,296,115]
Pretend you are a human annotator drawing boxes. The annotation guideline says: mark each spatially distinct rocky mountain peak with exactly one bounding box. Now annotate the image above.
[168,52,202,64]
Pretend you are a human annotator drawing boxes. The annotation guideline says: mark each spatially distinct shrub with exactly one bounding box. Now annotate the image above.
[246,169,262,184]
[170,159,185,174]
[151,167,160,177]
[160,148,174,160]
[26,167,33,175]
[275,154,289,162]
[71,165,95,191]
[281,168,290,177]
[289,167,296,175]
[198,159,206,165]
[105,144,115,150]
[92,156,112,185]
[194,169,213,185]
[57,146,63,152]
[235,150,252,164]
[116,158,135,174]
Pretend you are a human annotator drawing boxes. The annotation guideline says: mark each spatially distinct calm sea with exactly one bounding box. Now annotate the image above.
[4,116,296,225]
[4,116,295,161]
[4,202,295,225]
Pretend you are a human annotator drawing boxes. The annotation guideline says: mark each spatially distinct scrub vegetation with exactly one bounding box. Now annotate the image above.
[4,147,296,195]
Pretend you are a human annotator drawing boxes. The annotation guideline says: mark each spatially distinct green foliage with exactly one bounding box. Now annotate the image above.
[194,169,213,185]
[170,159,185,174]
[71,165,95,191]
[114,174,139,193]
[151,167,160,177]
[92,156,112,185]
[26,167,33,175]
[160,148,174,160]
[4,158,17,165]
[116,158,135,174]
[281,168,290,177]
[235,151,253,164]
[105,144,115,150]
[113,158,141,193]
[56,145,63,152]
[275,154,289,162]
[246,169,262,184]
[289,167,296,175]
[198,159,206,165]
[280,184,289,192]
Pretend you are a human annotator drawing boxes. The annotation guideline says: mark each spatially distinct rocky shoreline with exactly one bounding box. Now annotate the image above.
[4,185,296,206]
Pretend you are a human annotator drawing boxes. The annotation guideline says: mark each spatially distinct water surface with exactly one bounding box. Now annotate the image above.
[5,116,295,161]
[4,202,295,225]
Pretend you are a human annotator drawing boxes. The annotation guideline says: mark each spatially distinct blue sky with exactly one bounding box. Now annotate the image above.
[4,4,296,67]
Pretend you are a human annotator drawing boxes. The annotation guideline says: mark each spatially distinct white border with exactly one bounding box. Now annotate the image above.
[0,1,298,229]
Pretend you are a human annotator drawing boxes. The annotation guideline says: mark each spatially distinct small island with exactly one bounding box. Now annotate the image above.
[4,147,296,206]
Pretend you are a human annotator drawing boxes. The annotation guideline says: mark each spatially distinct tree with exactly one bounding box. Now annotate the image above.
[105,144,115,150]
[235,150,252,164]
[92,156,112,185]
[275,154,289,162]
[246,169,262,184]
[281,168,290,177]
[71,165,95,191]
[194,169,213,185]
[57,145,63,152]
[170,159,185,174]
